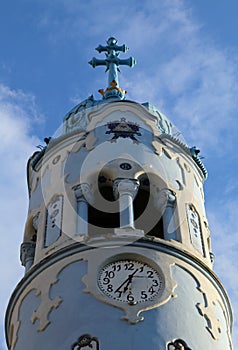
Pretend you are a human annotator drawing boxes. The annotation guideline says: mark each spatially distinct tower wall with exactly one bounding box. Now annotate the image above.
[6,101,233,350]
[6,244,232,349]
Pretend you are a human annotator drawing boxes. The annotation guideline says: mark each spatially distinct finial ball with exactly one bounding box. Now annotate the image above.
[107,37,118,46]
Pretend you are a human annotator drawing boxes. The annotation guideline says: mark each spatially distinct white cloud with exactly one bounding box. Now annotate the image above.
[37,0,237,160]
[116,4,238,152]
[0,84,42,349]
[68,0,237,154]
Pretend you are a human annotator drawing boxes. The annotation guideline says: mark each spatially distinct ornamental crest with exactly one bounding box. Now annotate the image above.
[71,334,99,350]
[167,339,192,350]
[106,117,141,143]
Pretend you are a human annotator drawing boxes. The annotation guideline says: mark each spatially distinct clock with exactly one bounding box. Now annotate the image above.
[98,259,163,304]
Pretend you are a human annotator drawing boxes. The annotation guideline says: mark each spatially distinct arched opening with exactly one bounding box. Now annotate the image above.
[133,175,164,239]
[86,165,169,239]
[88,184,120,236]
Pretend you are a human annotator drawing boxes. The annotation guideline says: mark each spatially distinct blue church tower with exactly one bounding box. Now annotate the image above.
[5,37,233,350]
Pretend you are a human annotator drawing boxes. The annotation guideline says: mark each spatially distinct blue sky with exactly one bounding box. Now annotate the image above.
[0,0,237,348]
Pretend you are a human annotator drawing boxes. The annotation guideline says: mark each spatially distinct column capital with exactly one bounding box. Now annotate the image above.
[154,188,176,209]
[113,178,139,200]
[20,242,36,267]
[73,183,92,201]
[167,189,176,204]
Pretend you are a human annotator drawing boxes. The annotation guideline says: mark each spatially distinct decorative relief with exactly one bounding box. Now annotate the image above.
[196,299,222,340]
[10,257,85,349]
[64,95,94,133]
[44,195,63,247]
[120,162,132,170]
[176,264,222,341]
[167,338,192,350]
[52,155,61,165]
[85,130,97,151]
[186,204,205,255]
[176,157,185,185]
[162,148,173,159]
[71,334,99,350]
[156,112,172,134]
[184,163,190,173]
[106,117,141,143]
[31,279,62,332]
[151,139,163,156]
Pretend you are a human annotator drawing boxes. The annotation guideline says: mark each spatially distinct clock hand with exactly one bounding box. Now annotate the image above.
[115,276,130,293]
[122,279,132,293]
[123,271,138,293]
[115,269,138,294]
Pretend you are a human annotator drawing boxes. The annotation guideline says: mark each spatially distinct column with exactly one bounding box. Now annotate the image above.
[113,178,139,229]
[73,183,91,237]
[155,188,177,240]
[20,242,36,273]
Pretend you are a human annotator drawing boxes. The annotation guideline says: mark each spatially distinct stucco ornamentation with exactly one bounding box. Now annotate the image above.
[176,264,223,341]
[71,333,99,350]
[167,338,192,350]
[44,195,63,247]
[31,284,62,332]
[196,299,222,340]
[186,204,205,255]
[9,257,85,349]
[106,117,141,143]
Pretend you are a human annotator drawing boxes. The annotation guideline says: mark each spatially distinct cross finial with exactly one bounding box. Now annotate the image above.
[89,37,136,100]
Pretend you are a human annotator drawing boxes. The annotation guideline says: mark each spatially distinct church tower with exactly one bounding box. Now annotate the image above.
[5,37,233,350]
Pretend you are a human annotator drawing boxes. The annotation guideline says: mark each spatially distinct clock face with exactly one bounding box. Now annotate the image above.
[98,259,163,303]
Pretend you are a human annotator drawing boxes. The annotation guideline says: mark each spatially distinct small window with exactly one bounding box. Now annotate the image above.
[44,195,63,247]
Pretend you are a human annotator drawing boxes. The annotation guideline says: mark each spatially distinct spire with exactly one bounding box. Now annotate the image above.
[89,37,136,100]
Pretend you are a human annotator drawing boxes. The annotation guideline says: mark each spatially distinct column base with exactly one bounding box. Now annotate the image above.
[114,227,144,238]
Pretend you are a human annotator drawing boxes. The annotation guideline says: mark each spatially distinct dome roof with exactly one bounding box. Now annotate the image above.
[63,95,176,136]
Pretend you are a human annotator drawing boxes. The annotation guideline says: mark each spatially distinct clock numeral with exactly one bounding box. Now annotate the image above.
[124,262,135,270]
[103,277,110,285]
[107,284,113,292]
[152,279,159,287]
[148,286,156,295]
[115,290,122,298]
[112,264,121,272]
[105,271,115,279]
[127,294,135,302]
[141,291,147,299]
[147,270,154,278]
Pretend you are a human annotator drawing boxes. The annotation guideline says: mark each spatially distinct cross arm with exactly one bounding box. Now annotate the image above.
[88,57,108,68]
[118,57,136,67]
[96,44,128,54]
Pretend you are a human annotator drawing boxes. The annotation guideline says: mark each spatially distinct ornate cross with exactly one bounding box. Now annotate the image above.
[89,37,136,99]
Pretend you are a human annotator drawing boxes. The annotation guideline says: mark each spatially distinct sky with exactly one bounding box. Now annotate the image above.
[0,0,237,348]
